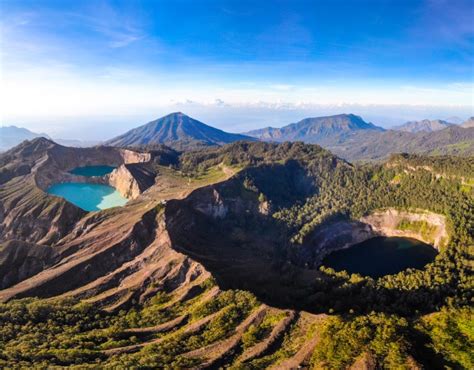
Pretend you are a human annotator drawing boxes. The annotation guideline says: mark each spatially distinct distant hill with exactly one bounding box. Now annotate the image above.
[0,126,49,152]
[461,117,474,128]
[244,114,384,143]
[391,119,454,133]
[324,125,474,160]
[0,125,98,152]
[445,116,464,124]
[106,112,255,150]
[53,138,100,147]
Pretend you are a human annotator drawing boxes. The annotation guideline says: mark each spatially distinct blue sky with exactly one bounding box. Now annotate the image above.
[1,0,473,139]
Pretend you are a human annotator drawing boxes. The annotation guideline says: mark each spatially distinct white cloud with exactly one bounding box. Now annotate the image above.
[109,35,142,48]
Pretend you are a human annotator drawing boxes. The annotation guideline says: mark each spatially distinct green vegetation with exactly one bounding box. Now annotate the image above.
[0,142,473,368]
[311,307,474,369]
[388,153,474,179]
[0,283,259,368]
[397,219,438,243]
[417,307,474,369]
[179,141,334,177]
[241,311,286,349]
[312,313,411,369]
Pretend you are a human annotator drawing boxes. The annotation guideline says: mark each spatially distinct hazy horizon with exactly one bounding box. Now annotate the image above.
[2,105,474,141]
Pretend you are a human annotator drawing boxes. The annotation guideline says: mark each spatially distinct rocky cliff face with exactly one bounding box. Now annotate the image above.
[120,148,151,164]
[361,208,449,249]
[108,163,157,199]
[297,208,448,267]
[108,165,144,199]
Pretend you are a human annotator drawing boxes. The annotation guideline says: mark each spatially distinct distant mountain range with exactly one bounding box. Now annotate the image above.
[244,114,474,161]
[325,125,474,160]
[105,112,255,150]
[391,119,454,133]
[3,114,473,160]
[0,126,98,152]
[0,126,49,152]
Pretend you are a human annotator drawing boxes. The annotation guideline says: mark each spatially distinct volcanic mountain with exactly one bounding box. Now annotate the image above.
[244,113,384,143]
[391,119,454,133]
[0,137,472,368]
[106,112,255,150]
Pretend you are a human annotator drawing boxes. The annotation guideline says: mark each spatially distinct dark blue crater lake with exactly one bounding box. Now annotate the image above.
[322,237,437,278]
[69,165,116,177]
[47,182,127,211]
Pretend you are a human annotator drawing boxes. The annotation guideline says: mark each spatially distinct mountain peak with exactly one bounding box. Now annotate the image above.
[392,119,453,133]
[164,111,186,118]
[105,112,255,150]
[244,113,383,143]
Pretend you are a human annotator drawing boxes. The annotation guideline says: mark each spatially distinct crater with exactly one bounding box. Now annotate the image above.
[321,236,438,278]
[69,165,116,177]
[46,182,128,211]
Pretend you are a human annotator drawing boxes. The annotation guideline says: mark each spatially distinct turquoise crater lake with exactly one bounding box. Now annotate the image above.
[322,237,437,278]
[69,165,116,177]
[47,182,127,211]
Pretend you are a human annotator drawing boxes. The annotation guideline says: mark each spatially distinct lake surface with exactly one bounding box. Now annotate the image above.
[322,237,437,278]
[69,165,116,177]
[47,182,127,211]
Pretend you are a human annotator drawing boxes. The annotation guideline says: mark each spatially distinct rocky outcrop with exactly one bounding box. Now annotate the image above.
[108,164,156,199]
[258,200,271,215]
[194,188,228,218]
[120,149,151,164]
[361,208,449,249]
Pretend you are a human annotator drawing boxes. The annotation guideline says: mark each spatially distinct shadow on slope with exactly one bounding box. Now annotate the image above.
[164,165,458,317]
